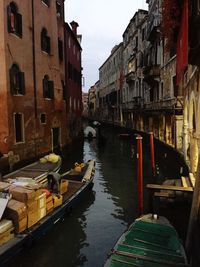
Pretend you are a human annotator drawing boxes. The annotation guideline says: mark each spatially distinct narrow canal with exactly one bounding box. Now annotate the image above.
[6,125,190,267]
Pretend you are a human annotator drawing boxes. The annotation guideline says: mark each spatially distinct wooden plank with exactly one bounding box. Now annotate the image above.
[181,176,191,188]
[154,192,174,198]
[146,183,193,192]
[113,250,189,266]
[189,172,195,188]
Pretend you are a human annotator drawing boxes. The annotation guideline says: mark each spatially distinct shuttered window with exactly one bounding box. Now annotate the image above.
[7,2,22,38]
[43,75,54,99]
[41,28,51,54]
[58,38,63,61]
[9,64,25,95]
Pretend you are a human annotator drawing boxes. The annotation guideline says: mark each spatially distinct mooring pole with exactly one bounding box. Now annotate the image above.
[149,132,156,177]
[136,135,143,216]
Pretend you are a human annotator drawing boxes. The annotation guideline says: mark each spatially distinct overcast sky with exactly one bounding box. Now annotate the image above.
[65,0,148,92]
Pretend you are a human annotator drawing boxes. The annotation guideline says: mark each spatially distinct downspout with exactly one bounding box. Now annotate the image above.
[31,0,37,119]
[31,0,38,157]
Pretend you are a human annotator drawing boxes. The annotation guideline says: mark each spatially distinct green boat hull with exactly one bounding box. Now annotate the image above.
[105,214,189,267]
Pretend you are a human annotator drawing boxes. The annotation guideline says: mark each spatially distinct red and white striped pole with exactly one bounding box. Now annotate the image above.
[136,135,143,216]
[149,132,156,177]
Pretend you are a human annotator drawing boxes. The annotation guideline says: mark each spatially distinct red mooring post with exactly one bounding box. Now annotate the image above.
[149,132,156,177]
[136,135,143,216]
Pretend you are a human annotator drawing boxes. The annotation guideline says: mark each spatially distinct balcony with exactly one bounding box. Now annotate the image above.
[144,97,183,113]
[122,97,144,110]
[146,15,161,42]
[143,65,160,85]
[125,71,136,83]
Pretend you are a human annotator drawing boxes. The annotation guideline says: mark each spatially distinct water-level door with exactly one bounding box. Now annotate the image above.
[52,127,60,153]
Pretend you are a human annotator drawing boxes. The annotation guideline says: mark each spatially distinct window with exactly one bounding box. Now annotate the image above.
[14,113,24,143]
[61,80,66,100]
[40,113,46,124]
[41,28,51,54]
[9,64,25,95]
[43,75,54,99]
[42,0,50,7]
[7,2,22,37]
[58,38,63,61]
[56,1,62,17]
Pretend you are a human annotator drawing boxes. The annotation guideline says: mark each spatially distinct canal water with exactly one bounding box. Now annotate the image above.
[6,125,190,267]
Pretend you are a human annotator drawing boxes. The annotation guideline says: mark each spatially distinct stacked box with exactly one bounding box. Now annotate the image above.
[53,194,63,208]
[27,200,38,228]
[46,195,53,214]
[0,219,14,245]
[5,199,27,233]
[60,180,69,194]
[36,193,46,221]
[9,186,36,203]
[9,186,40,228]
[0,182,10,192]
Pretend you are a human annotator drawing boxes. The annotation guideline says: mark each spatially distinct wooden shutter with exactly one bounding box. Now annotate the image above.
[16,13,22,38]
[58,39,63,61]
[48,80,54,99]
[7,5,12,33]
[19,72,25,94]
[43,78,47,98]
[46,36,51,54]
[9,68,15,95]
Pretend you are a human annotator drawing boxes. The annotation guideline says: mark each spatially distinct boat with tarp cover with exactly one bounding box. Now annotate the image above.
[104,214,189,267]
[0,157,95,266]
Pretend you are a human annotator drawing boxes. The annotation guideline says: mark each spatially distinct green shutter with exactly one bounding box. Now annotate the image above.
[48,80,54,99]
[7,5,12,33]
[9,68,15,95]
[16,13,22,38]
[46,36,51,54]
[19,72,25,95]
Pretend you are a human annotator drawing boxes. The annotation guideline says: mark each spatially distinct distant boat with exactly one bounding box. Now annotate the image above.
[104,213,189,267]
[93,121,101,126]
[84,126,96,139]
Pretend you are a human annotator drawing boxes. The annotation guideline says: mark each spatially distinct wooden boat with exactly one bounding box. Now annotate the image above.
[104,214,189,267]
[0,159,95,266]
[3,153,62,185]
[84,126,96,139]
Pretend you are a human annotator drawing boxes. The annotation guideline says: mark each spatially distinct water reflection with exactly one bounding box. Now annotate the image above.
[5,125,189,267]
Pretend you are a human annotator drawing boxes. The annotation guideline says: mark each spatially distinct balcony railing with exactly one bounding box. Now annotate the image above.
[144,97,183,110]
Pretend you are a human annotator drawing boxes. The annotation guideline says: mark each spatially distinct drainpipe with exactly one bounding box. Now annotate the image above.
[31,0,37,119]
[31,0,38,157]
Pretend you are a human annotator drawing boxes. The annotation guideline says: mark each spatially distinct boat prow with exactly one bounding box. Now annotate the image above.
[104,213,189,267]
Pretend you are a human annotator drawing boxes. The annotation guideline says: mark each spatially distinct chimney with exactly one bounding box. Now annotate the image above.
[70,21,79,36]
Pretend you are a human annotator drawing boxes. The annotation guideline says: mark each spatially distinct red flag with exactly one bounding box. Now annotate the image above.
[176,0,188,85]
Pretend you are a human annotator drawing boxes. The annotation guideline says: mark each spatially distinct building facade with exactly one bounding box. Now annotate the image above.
[98,43,124,123]
[64,21,82,140]
[0,0,82,166]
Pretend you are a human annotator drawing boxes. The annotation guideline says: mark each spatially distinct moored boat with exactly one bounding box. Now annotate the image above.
[0,158,95,266]
[104,214,189,267]
[84,126,96,139]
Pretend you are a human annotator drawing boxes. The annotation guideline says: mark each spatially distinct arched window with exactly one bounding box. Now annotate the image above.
[43,75,54,99]
[9,64,25,95]
[7,2,22,37]
[41,28,51,54]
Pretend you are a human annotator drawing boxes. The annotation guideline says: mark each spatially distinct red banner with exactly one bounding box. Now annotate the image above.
[176,0,188,85]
